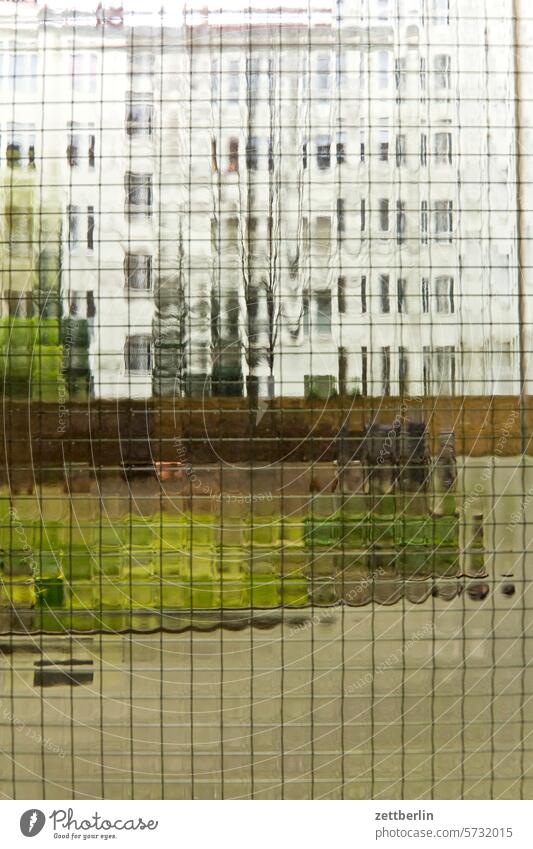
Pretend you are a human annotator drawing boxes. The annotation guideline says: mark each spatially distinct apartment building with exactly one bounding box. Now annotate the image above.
[0,0,523,399]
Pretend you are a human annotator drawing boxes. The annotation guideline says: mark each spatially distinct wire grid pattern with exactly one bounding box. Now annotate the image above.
[0,0,532,800]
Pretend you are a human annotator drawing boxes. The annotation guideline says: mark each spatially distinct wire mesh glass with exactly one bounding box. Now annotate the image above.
[0,0,531,801]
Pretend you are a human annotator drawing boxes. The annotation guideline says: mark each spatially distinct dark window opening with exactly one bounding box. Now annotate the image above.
[246,136,258,170]
[87,206,94,250]
[228,137,239,172]
[125,335,152,372]
[337,198,345,235]
[338,276,346,314]
[361,275,367,314]
[381,346,391,396]
[397,278,406,313]
[380,274,390,313]
[362,346,368,396]
[316,140,331,170]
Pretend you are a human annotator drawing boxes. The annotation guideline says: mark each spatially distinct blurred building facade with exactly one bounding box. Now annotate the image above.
[0,0,524,399]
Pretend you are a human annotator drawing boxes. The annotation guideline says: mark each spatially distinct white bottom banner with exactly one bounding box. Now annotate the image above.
[0,800,529,848]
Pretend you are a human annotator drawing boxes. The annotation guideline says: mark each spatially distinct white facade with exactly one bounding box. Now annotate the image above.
[0,0,525,399]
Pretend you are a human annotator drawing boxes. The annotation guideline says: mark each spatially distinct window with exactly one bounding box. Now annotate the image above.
[88,134,95,168]
[360,125,366,162]
[316,135,331,169]
[8,51,37,93]
[87,206,94,251]
[421,200,428,244]
[247,216,258,250]
[434,200,453,241]
[268,58,274,96]
[361,275,367,314]
[435,276,454,313]
[433,0,450,25]
[434,54,451,89]
[6,123,35,168]
[423,346,432,394]
[421,277,430,313]
[302,140,308,169]
[381,347,391,396]
[361,347,368,396]
[125,172,152,215]
[420,132,427,165]
[228,137,239,172]
[71,52,97,93]
[378,126,389,161]
[396,134,406,166]
[435,345,455,394]
[336,131,346,164]
[379,198,389,232]
[268,140,274,172]
[395,57,406,90]
[226,217,239,252]
[337,198,345,235]
[336,52,347,87]
[377,0,389,20]
[338,276,346,314]
[396,200,406,244]
[129,52,154,87]
[360,198,366,233]
[338,347,347,395]
[67,123,96,167]
[317,53,330,94]
[228,60,240,102]
[211,138,218,172]
[419,56,427,94]
[377,51,389,89]
[87,291,96,319]
[246,57,260,96]
[67,205,79,251]
[126,93,153,136]
[68,291,84,318]
[125,254,152,291]
[399,347,409,395]
[246,136,259,170]
[67,128,79,167]
[316,291,332,335]
[434,131,452,164]
[125,335,152,373]
[397,278,407,313]
[380,274,390,313]
[316,216,331,250]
